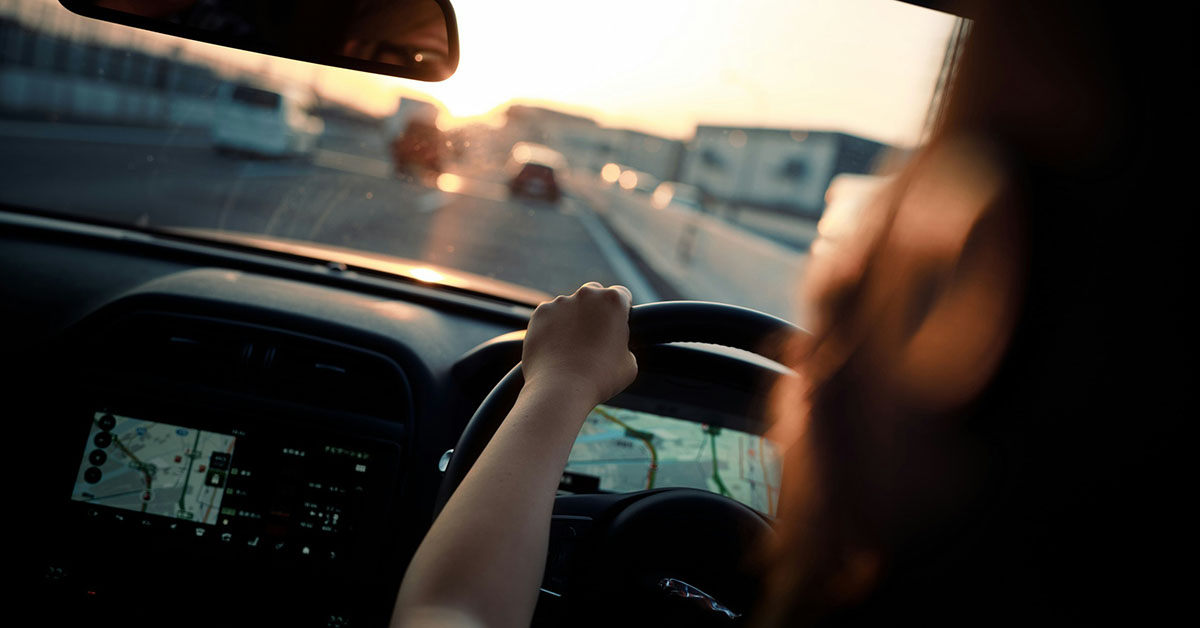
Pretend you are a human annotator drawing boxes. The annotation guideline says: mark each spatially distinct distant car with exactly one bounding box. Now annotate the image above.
[507,142,566,203]
[632,171,659,196]
[651,181,706,212]
[599,162,626,186]
[616,168,658,196]
[211,81,323,158]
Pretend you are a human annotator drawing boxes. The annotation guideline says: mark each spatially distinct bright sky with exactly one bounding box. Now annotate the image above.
[20,0,959,146]
[407,0,958,145]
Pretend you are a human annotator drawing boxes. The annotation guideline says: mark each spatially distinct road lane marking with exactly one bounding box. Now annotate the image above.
[236,161,313,179]
[435,173,511,203]
[569,197,660,304]
[311,149,392,179]
[305,185,356,241]
[216,176,248,231]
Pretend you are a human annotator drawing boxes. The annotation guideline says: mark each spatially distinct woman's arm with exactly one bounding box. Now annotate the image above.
[392,282,637,628]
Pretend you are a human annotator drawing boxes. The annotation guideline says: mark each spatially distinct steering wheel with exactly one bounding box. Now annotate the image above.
[436,301,806,626]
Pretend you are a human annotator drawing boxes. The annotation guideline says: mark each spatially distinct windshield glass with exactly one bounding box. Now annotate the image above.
[0,0,959,321]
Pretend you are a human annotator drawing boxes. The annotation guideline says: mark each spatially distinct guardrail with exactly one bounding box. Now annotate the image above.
[570,176,810,323]
[0,67,215,128]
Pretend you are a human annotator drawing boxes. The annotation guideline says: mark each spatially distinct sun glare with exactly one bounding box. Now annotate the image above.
[435,173,467,193]
[303,0,952,143]
[71,0,957,144]
[410,267,447,283]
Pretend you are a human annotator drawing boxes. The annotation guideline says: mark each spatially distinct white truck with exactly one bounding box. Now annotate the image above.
[211,81,324,158]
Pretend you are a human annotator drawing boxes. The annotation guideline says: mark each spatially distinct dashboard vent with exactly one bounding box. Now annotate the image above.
[93,311,410,420]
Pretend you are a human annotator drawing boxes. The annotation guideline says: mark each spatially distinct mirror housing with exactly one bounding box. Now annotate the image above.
[58,0,460,82]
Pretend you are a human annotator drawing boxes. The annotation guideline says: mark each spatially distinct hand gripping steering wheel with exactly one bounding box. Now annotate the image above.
[435,301,806,627]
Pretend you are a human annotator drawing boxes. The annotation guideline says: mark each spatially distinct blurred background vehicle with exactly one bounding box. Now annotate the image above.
[651,181,705,212]
[211,81,323,158]
[386,96,444,179]
[599,162,626,187]
[616,168,658,196]
[631,170,659,196]
[506,141,566,203]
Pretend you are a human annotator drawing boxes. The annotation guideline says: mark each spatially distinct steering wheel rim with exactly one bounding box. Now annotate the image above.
[436,300,803,514]
[434,301,804,624]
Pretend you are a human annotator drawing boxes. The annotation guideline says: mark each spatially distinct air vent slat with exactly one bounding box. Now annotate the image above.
[93,311,409,421]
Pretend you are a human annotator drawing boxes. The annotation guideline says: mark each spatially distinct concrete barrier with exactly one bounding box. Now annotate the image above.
[570,176,809,323]
[0,68,214,128]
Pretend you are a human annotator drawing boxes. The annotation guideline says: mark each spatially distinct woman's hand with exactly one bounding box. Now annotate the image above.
[522,282,638,408]
[393,282,637,628]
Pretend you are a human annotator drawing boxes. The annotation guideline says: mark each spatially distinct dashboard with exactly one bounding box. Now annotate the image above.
[4,210,785,628]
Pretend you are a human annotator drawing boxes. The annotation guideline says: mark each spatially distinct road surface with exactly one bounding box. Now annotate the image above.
[0,119,654,301]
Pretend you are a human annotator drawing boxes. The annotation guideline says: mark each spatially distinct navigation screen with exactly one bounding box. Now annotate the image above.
[565,405,782,514]
[72,412,236,524]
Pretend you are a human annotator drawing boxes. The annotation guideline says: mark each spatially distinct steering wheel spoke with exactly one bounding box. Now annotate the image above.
[541,492,638,598]
[442,302,805,626]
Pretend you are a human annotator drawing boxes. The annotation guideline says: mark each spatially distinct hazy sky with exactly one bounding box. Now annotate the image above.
[17,0,958,146]
[411,0,958,145]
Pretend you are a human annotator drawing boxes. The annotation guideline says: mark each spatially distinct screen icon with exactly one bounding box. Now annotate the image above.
[205,470,226,487]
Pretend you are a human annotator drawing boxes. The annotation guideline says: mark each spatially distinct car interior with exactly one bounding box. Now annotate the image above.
[4,0,1185,626]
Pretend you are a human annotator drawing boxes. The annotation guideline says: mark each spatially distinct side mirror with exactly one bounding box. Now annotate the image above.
[59,0,460,82]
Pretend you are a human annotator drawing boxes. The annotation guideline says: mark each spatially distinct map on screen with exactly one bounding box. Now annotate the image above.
[566,405,782,514]
[72,412,236,524]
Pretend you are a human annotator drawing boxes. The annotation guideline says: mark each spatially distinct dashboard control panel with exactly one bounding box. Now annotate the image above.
[70,409,396,566]
[37,401,407,627]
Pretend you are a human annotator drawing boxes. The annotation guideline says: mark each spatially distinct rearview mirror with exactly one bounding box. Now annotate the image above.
[59,0,459,82]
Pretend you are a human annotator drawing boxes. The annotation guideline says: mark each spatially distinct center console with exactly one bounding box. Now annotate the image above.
[27,304,417,628]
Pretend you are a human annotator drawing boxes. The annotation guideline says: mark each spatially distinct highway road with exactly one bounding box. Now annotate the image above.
[0,120,652,301]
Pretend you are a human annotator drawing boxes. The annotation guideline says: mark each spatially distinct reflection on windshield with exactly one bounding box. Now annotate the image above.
[88,0,452,73]
[0,0,958,320]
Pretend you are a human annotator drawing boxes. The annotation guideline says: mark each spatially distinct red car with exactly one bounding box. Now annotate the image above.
[507,142,566,203]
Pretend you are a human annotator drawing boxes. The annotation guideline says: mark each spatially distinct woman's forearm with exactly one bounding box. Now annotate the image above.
[392,378,597,628]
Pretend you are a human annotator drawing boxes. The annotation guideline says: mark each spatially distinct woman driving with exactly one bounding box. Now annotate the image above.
[391,0,1184,625]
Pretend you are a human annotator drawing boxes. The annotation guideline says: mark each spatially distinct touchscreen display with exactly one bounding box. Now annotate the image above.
[565,404,782,514]
[72,412,236,524]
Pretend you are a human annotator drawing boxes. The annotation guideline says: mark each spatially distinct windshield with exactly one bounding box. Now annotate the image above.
[0,0,959,321]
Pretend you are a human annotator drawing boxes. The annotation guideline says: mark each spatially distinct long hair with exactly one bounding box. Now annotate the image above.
[758,1,1187,624]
